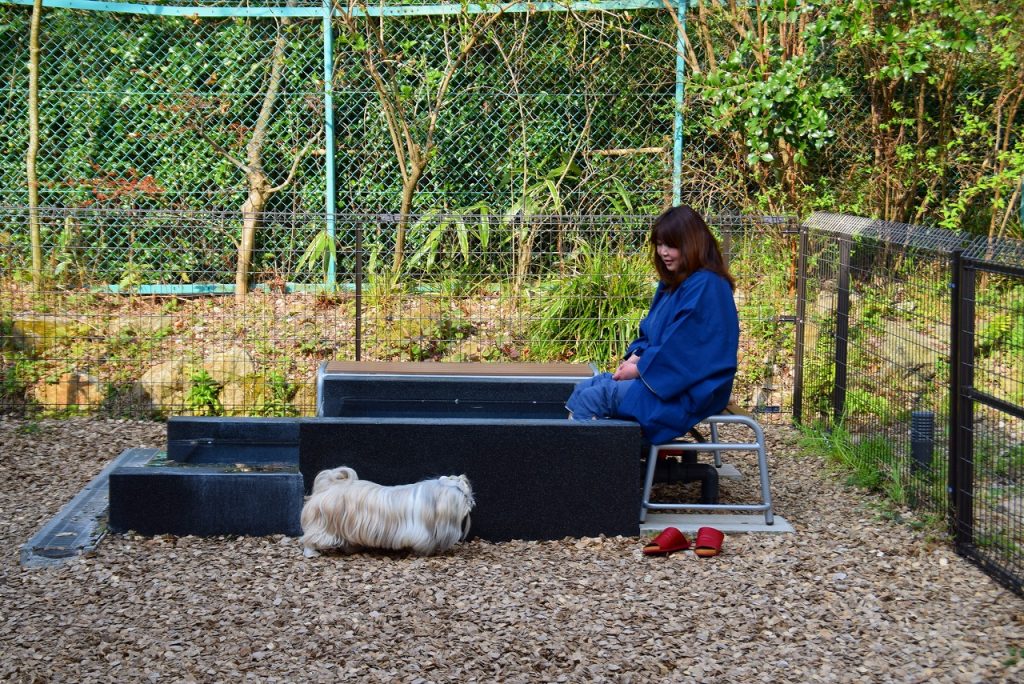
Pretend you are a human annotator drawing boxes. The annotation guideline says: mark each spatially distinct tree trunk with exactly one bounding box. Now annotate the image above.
[27,0,43,290]
[236,175,269,302]
[234,11,290,301]
[514,220,536,296]
[392,163,424,274]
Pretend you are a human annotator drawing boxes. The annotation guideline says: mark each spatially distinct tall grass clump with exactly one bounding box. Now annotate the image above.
[525,240,653,367]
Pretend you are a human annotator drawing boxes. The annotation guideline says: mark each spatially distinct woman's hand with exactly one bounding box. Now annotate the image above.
[613,360,639,381]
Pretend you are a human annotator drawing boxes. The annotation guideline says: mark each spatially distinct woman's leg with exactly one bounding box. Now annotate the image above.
[566,374,634,420]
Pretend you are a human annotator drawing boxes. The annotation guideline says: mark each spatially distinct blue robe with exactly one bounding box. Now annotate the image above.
[567,269,739,444]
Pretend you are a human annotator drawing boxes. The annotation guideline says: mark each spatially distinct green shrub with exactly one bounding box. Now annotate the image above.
[186,369,223,416]
[526,241,652,367]
[258,371,298,417]
[0,355,39,413]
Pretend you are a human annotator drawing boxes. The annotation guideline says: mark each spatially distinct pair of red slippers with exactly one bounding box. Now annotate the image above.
[643,526,724,557]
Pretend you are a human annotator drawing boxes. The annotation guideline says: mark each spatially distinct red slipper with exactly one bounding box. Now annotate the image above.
[643,527,690,556]
[694,526,724,557]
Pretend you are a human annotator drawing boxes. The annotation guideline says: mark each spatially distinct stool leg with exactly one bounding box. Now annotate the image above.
[709,421,723,468]
[748,419,775,525]
[640,444,661,523]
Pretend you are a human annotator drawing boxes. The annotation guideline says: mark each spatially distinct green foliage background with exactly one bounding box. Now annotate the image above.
[0,1,1020,288]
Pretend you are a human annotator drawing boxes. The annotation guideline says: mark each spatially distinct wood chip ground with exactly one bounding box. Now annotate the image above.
[1,417,1022,682]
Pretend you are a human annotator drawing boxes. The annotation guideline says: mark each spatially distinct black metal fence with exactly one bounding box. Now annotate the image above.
[952,249,1024,595]
[0,208,798,420]
[796,212,1024,596]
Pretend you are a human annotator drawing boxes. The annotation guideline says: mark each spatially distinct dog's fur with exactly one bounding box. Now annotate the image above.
[299,466,475,558]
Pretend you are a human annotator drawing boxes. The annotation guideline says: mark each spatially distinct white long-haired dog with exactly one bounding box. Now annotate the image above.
[299,466,475,558]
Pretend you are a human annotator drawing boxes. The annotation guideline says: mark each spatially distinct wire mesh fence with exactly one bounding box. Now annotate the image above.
[2,6,327,210]
[7,1,1016,227]
[798,213,962,511]
[951,256,1024,596]
[798,212,1024,596]
[1,3,684,217]
[1,208,797,419]
[2,0,1019,275]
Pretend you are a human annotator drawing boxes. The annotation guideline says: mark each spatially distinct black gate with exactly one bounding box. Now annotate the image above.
[951,253,1024,595]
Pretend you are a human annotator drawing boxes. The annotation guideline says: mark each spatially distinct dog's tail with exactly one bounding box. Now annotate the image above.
[311,466,358,494]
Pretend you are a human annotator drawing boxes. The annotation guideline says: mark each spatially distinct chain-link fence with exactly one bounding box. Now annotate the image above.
[1,0,809,418]
[4,1,1018,242]
[1,2,684,218]
[797,212,1024,596]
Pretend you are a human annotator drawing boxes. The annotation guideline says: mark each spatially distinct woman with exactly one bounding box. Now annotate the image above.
[566,205,739,445]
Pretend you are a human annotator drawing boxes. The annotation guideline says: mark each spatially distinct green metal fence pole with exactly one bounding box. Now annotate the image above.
[672,0,685,206]
[6,1,668,19]
[323,1,337,288]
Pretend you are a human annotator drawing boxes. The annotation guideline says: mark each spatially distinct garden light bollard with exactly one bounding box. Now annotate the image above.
[911,410,935,474]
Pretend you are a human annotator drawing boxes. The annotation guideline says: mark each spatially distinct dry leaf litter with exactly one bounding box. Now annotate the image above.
[1,417,1022,683]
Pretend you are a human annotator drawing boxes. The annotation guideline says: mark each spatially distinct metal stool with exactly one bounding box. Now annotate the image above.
[640,410,774,525]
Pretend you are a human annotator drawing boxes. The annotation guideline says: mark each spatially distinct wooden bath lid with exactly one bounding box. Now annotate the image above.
[322,360,595,378]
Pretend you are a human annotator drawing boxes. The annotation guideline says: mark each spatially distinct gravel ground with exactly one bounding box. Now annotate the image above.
[1,417,1023,683]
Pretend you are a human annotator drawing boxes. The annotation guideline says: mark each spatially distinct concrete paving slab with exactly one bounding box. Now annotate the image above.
[713,463,742,480]
[640,513,795,535]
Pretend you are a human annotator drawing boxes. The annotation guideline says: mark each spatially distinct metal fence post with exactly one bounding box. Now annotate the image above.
[948,249,962,527]
[793,220,808,424]
[953,254,976,548]
[355,218,363,361]
[832,237,851,426]
[671,0,685,206]
[323,2,337,288]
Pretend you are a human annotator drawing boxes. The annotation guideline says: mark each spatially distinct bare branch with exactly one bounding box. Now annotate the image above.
[268,139,317,194]
[195,126,250,174]
[424,7,510,156]
[586,147,668,157]
[489,23,530,194]
[247,13,291,171]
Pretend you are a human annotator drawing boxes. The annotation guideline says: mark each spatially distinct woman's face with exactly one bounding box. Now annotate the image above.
[655,241,681,273]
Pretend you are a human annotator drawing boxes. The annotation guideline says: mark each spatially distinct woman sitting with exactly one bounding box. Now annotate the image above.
[566,205,739,445]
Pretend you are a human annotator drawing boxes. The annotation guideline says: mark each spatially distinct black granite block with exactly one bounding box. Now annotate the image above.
[318,377,580,418]
[109,465,304,537]
[299,418,642,542]
[167,417,301,464]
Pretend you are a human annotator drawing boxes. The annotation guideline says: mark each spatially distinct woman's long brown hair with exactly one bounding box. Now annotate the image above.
[650,205,735,291]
